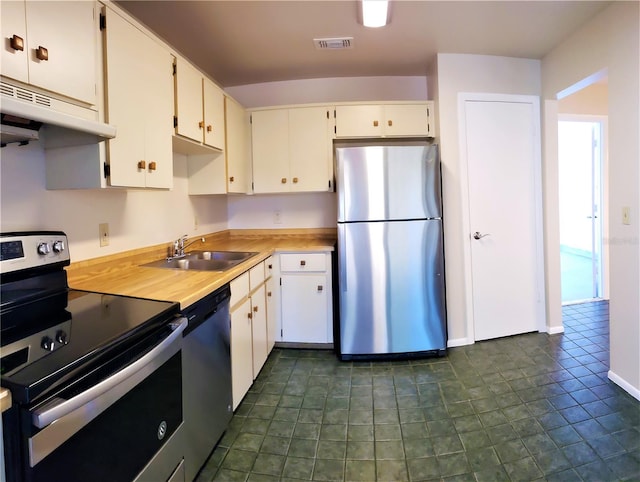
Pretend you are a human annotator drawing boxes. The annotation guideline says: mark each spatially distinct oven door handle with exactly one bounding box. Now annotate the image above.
[32,318,187,429]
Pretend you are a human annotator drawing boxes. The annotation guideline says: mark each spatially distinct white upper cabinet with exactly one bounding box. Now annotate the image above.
[289,107,333,192]
[335,102,435,138]
[203,78,225,149]
[225,96,251,194]
[251,106,332,194]
[175,57,225,151]
[1,1,98,105]
[103,8,173,188]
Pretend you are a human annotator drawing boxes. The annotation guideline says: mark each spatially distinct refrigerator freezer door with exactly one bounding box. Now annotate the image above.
[338,219,446,356]
[336,143,441,222]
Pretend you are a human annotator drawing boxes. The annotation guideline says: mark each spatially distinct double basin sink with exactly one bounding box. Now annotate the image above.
[143,251,258,272]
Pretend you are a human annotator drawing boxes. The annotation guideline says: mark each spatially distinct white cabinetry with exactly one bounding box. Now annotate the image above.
[279,252,333,344]
[174,57,225,151]
[251,106,333,193]
[335,102,435,138]
[225,96,251,193]
[264,257,278,351]
[230,259,275,410]
[0,1,97,105]
[103,9,173,188]
[230,294,252,411]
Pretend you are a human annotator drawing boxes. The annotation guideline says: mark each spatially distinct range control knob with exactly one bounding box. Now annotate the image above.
[52,240,65,253]
[41,337,55,351]
[55,330,69,345]
[37,242,51,255]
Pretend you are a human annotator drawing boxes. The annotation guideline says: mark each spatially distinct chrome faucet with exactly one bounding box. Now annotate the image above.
[170,235,205,259]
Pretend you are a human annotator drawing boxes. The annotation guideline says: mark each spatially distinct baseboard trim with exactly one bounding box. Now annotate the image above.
[547,325,565,335]
[608,370,640,401]
[447,337,472,348]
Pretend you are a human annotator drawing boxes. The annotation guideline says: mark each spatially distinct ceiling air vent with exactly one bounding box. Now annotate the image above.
[314,37,353,50]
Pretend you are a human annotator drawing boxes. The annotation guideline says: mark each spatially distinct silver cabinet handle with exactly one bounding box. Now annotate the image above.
[32,318,187,429]
[473,232,490,240]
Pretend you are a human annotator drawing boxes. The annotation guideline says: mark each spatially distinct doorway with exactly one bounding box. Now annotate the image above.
[558,117,607,303]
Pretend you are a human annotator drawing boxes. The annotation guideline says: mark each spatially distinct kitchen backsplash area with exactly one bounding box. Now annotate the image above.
[227,191,336,230]
[0,145,228,262]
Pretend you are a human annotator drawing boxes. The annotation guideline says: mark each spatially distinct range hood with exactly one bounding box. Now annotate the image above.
[0,82,116,147]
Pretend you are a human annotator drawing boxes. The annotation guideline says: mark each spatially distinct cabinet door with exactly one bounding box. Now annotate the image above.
[1,1,28,83]
[281,274,328,343]
[203,79,225,150]
[251,285,268,378]
[225,96,250,193]
[104,10,146,187]
[335,105,384,138]
[143,40,173,188]
[26,1,97,105]
[105,10,173,188]
[231,298,253,410]
[289,106,332,192]
[251,109,290,193]
[265,275,277,351]
[384,104,429,137]
[175,57,204,143]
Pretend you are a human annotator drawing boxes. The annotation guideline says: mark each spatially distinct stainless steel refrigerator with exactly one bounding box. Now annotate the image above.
[335,140,446,359]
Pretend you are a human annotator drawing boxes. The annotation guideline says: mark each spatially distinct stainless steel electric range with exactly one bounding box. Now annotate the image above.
[1,231,187,482]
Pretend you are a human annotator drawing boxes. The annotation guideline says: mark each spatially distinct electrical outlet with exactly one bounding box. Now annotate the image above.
[99,223,110,247]
[274,210,283,224]
[194,216,199,230]
[622,206,631,225]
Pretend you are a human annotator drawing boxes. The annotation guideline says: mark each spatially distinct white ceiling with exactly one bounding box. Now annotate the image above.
[114,1,610,88]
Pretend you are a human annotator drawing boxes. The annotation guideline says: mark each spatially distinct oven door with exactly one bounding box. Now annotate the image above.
[21,317,187,482]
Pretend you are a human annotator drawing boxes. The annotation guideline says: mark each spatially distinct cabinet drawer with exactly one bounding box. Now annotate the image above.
[280,253,326,272]
[230,271,249,308]
[249,261,265,291]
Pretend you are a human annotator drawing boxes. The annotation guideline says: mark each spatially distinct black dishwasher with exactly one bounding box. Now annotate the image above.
[181,285,232,481]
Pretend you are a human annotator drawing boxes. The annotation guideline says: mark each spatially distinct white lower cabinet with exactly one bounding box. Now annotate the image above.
[265,274,278,352]
[230,295,252,411]
[279,252,333,344]
[230,259,274,410]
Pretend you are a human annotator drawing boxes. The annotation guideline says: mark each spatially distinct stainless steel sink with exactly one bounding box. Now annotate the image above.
[142,251,258,272]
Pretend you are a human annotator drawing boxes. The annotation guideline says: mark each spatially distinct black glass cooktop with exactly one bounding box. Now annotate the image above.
[0,289,179,404]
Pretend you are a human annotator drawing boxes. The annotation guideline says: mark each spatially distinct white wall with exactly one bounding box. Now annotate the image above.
[434,54,542,343]
[558,82,608,115]
[225,76,428,230]
[225,76,428,109]
[541,1,640,398]
[228,192,337,229]
[0,144,228,262]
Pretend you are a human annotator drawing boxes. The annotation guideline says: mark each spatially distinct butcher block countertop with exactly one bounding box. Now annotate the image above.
[66,229,336,309]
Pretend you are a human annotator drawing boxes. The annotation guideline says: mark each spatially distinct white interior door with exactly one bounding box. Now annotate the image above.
[461,96,544,341]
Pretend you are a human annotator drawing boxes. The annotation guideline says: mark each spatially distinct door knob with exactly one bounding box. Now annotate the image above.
[473,231,490,240]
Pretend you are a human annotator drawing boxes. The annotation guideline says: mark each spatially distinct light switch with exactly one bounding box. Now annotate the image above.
[622,207,631,225]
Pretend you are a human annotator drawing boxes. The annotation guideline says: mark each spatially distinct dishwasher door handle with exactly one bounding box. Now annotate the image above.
[32,318,187,429]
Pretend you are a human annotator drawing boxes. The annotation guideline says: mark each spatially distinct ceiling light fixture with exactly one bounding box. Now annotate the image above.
[361,0,389,28]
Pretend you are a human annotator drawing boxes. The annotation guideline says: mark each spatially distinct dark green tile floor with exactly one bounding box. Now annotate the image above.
[197,301,639,481]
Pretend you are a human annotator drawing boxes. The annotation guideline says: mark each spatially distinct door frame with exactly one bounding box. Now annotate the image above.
[557,114,610,302]
[458,93,547,342]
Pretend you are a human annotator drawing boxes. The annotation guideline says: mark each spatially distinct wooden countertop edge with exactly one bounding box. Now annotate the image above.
[66,229,336,309]
[1,388,11,413]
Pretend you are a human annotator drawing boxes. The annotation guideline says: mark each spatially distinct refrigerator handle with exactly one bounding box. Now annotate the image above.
[338,224,347,291]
